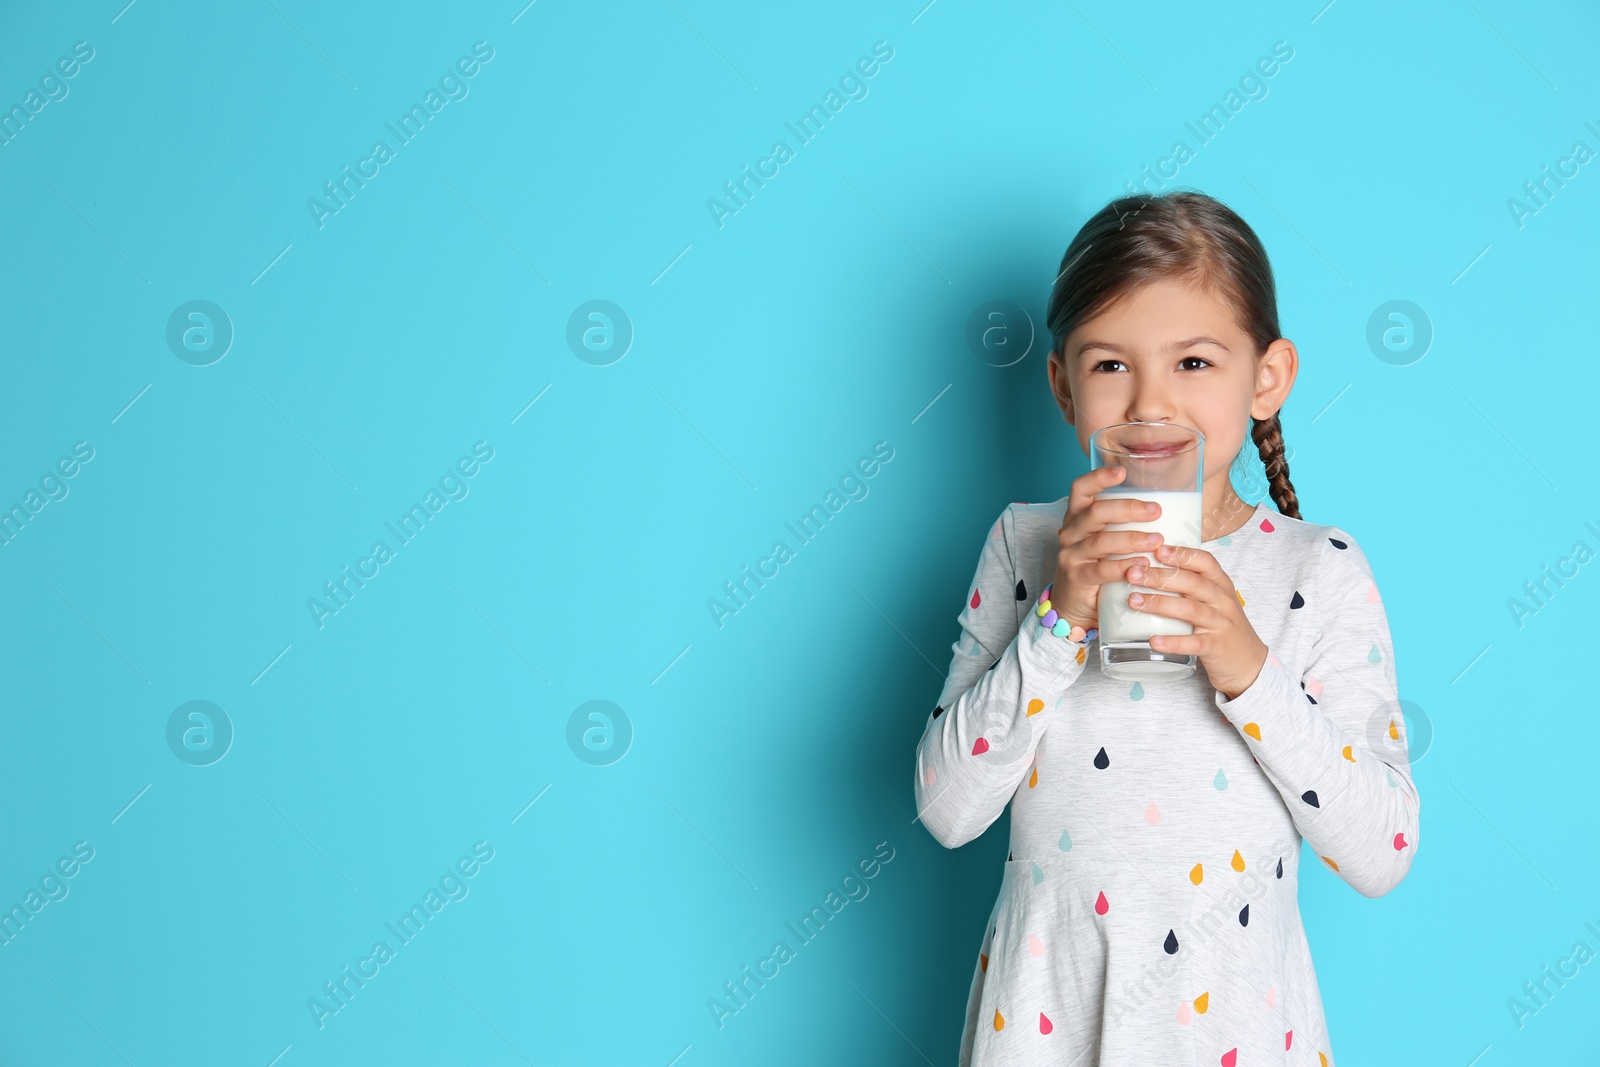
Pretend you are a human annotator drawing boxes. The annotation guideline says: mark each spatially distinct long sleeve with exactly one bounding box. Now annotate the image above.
[1214,527,1420,898]
[913,506,1090,850]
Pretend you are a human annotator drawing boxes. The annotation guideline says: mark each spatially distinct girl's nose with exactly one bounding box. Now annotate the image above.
[1126,383,1175,424]
[1127,402,1176,424]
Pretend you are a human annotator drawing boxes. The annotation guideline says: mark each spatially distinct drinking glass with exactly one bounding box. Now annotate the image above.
[1089,421,1205,682]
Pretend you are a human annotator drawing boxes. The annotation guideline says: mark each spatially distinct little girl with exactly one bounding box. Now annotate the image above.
[914,190,1419,1067]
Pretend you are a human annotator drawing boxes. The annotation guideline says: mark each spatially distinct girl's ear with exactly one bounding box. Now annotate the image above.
[1047,350,1077,425]
[1251,338,1298,420]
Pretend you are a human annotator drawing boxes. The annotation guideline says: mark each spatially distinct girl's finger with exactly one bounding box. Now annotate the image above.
[1153,546,1238,606]
[1129,564,1227,614]
[1156,543,1227,583]
[1126,563,1204,598]
[1106,556,1153,584]
[1127,589,1200,623]
[1066,465,1126,526]
[1149,632,1198,654]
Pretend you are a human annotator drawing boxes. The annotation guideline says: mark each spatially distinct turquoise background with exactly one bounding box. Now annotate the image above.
[1,0,1597,1063]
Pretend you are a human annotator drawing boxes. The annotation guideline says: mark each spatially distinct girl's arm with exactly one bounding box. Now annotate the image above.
[1215,528,1421,897]
[913,506,1090,849]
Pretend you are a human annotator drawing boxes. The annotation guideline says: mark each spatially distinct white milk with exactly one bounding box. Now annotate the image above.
[1095,488,1203,644]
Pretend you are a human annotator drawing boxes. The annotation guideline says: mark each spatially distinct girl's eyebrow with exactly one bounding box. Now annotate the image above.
[1077,336,1231,355]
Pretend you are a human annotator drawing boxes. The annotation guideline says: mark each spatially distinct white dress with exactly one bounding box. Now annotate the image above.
[913,498,1420,1067]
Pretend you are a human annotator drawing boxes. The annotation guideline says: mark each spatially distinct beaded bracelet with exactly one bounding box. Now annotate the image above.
[1035,583,1097,642]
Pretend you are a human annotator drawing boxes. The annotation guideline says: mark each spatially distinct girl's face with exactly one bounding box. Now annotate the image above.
[1047,277,1295,492]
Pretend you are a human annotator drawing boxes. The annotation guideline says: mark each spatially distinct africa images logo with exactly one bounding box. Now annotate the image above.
[707,441,894,628]
[306,442,494,630]
[306,42,495,230]
[706,41,895,229]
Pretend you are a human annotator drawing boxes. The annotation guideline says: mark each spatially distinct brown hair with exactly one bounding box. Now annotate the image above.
[1045,190,1300,520]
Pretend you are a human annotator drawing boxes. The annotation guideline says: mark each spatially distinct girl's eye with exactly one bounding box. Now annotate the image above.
[1179,357,1213,370]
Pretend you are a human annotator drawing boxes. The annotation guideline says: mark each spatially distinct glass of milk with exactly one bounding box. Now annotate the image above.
[1089,421,1205,682]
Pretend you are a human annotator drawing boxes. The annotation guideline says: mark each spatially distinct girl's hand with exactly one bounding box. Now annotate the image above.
[1047,465,1164,640]
[1124,544,1269,700]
